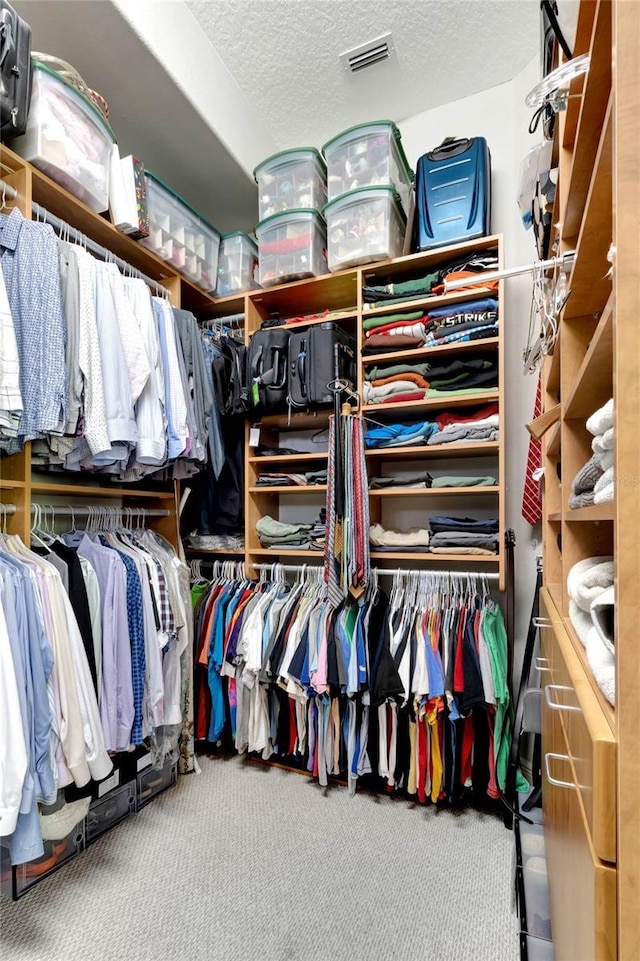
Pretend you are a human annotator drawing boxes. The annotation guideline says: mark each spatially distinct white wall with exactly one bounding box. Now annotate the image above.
[398,57,542,666]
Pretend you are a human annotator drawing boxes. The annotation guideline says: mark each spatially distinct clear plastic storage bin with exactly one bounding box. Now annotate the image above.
[322,121,414,212]
[254,148,327,220]
[0,819,85,900]
[140,172,220,292]
[9,61,116,212]
[255,208,327,287]
[215,231,259,296]
[324,186,406,271]
[86,781,136,844]
[136,759,177,809]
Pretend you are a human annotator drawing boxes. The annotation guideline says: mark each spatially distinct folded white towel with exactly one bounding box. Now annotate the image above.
[591,586,615,655]
[592,427,614,454]
[594,466,614,494]
[594,482,615,504]
[586,398,614,437]
[567,556,614,613]
[569,599,593,647]
[586,627,615,706]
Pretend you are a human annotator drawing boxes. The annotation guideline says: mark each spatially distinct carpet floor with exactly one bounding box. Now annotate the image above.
[0,756,519,961]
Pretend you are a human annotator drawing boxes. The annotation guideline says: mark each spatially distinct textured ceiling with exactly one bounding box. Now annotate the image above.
[185,0,540,150]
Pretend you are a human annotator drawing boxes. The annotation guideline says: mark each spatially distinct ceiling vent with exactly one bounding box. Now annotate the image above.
[340,33,396,75]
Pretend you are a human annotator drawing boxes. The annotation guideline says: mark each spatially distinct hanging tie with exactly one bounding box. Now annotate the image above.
[522,374,543,525]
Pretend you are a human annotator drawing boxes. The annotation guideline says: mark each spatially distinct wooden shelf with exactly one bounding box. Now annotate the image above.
[0,479,26,489]
[564,298,614,418]
[248,548,324,558]
[547,421,562,457]
[546,342,562,398]
[364,390,499,415]
[256,409,333,431]
[369,551,499,563]
[365,441,500,460]
[31,482,175,500]
[362,286,496,319]
[565,502,615,521]
[564,94,613,320]
[248,485,327,494]
[360,234,500,285]
[185,547,244,556]
[362,337,499,366]
[266,310,358,331]
[561,1,599,148]
[249,270,358,326]
[549,513,562,522]
[562,0,612,239]
[248,451,328,465]
[368,486,499,498]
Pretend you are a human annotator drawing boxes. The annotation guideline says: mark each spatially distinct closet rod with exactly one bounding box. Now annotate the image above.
[29,504,170,518]
[443,251,576,292]
[0,504,17,515]
[31,201,173,300]
[252,562,500,581]
[0,177,18,202]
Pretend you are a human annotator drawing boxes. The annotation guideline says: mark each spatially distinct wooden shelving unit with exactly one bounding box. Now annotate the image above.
[241,234,504,589]
[539,3,640,958]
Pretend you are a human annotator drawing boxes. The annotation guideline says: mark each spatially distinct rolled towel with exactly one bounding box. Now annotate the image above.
[586,627,615,706]
[567,556,614,613]
[569,599,593,647]
[592,427,614,454]
[597,450,614,472]
[594,482,614,504]
[594,465,614,494]
[591,585,615,655]
[571,454,603,494]
[586,398,614,437]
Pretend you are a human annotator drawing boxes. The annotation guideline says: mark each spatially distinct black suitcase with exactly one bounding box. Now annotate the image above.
[288,322,355,412]
[0,1,32,139]
[247,328,290,414]
[412,137,491,252]
[212,336,248,417]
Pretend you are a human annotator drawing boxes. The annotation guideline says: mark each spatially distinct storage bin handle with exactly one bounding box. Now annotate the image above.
[544,684,580,713]
[534,656,551,673]
[544,752,576,790]
[532,616,552,628]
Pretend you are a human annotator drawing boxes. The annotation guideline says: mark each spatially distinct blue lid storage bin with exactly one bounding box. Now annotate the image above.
[216,231,260,296]
[324,186,406,271]
[322,121,414,213]
[9,61,116,212]
[255,208,327,287]
[140,172,221,292]
[254,148,327,220]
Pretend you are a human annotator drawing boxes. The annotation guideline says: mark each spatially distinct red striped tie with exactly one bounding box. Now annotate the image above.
[522,374,542,526]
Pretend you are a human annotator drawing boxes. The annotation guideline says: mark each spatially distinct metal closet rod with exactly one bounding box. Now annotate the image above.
[443,250,576,292]
[252,562,499,580]
[27,504,169,518]
[31,201,173,300]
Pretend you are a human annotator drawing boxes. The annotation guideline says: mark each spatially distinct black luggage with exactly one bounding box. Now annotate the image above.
[412,137,491,252]
[0,1,32,139]
[247,328,290,414]
[288,322,355,412]
[212,336,248,417]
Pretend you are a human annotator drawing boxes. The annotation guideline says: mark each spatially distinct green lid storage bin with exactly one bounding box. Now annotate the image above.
[324,186,407,271]
[215,232,260,297]
[140,172,221,292]
[322,121,414,213]
[254,148,327,220]
[9,61,116,212]
[255,208,327,287]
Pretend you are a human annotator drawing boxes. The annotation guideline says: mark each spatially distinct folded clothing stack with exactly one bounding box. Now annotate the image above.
[363,356,498,405]
[308,509,327,551]
[569,399,614,508]
[427,403,499,446]
[362,251,498,307]
[368,472,496,490]
[362,299,499,355]
[188,532,245,550]
[365,419,438,449]
[256,469,328,487]
[428,516,499,555]
[567,555,615,705]
[369,522,431,552]
[256,515,313,548]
